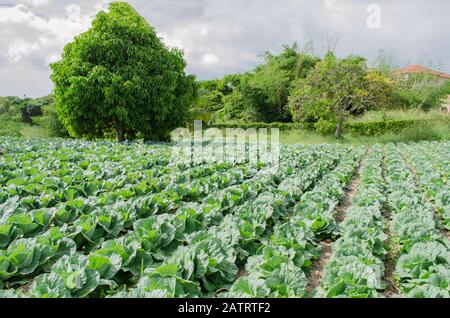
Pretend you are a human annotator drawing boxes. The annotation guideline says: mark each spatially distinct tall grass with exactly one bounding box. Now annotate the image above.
[20,126,49,138]
[0,114,51,138]
[349,109,448,123]
[280,120,450,145]
[0,114,24,137]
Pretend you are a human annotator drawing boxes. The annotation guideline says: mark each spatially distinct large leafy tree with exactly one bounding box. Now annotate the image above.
[51,2,197,142]
[252,45,319,122]
[290,53,396,137]
[190,76,240,124]
[217,44,319,123]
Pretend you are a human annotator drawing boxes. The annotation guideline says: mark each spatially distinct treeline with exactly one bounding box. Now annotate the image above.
[1,2,449,141]
[1,45,448,140]
[192,44,450,137]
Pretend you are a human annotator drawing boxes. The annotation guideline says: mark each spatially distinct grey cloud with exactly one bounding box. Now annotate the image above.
[0,0,449,97]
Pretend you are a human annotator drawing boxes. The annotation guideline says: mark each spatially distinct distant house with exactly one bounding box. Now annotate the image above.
[395,65,450,113]
[395,64,450,87]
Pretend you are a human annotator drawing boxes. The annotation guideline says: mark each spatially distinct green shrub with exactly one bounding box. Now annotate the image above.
[371,121,450,143]
[289,53,400,137]
[349,109,445,122]
[398,81,450,111]
[38,104,69,138]
[211,117,449,138]
[0,115,23,137]
[216,45,319,123]
[346,119,448,136]
[209,122,303,131]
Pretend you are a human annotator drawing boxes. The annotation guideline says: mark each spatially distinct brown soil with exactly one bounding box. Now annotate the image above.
[236,268,248,280]
[382,222,401,298]
[444,229,450,240]
[305,240,333,297]
[305,154,366,297]
[335,163,364,224]
[381,149,401,298]
[383,261,400,297]
[16,279,33,295]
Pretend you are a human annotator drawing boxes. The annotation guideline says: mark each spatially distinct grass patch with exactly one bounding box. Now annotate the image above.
[280,129,336,144]
[0,114,50,139]
[280,120,450,145]
[0,115,24,137]
[349,109,448,123]
[21,126,49,138]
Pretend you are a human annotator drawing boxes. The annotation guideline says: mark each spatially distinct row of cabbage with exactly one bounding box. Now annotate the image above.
[2,139,303,253]
[397,142,449,231]
[0,162,264,289]
[0,139,223,213]
[0,138,282,212]
[0,139,273,290]
[317,147,387,298]
[0,139,172,194]
[91,145,356,298]
[0,138,291,220]
[384,145,450,298]
[105,145,350,298]
[0,163,258,250]
[220,147,365,298]
[0,144,349,296]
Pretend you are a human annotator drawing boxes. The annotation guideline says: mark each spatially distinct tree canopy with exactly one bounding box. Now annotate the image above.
[289,53,400,137]
[196,44,320,123]
[51,2,197,142]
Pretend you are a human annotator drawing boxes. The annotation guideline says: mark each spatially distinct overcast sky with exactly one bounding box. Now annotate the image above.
[0,0,449,97]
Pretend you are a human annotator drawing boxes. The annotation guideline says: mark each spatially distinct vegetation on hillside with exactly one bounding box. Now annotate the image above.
[0,2,448,143]
[289,53,400,137]
[192,46,450,139]
[0,95,66,138]
[217,44,320,123]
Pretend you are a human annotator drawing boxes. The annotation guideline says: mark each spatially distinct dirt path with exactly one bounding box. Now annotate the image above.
[305,240,332,296]
[235,268,248,280]
[382,149,401,298]
[383,240,400,297]
[381,206,400,298]
[305,154,366,297]
[335,163,364,224]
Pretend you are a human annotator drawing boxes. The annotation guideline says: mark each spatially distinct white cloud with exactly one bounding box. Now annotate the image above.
[0,0,449,97]
[7,39,40,62]
[0,5,34,24]
[22,0,50,6]
[159,31,188,52]
[0,4,96,64]
[46,53,60,64]
[202,53,219,65]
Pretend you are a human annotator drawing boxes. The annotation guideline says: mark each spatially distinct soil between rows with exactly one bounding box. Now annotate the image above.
[305,154,366,297]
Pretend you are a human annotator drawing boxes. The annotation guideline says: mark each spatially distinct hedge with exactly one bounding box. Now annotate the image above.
[208,122,304,131]
[346,119,448,136]
[203,118,448,136]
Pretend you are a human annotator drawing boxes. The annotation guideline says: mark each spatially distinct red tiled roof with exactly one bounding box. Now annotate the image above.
[395,64,450,79]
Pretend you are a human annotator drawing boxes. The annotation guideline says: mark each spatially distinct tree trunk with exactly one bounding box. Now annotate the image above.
[117,128,125,142]
[335,118,344,138]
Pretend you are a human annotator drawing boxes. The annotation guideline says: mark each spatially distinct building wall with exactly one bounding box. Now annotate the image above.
[401,73,449,88]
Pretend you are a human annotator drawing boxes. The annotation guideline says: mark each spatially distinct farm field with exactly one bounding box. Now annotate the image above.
[0,138,449,298]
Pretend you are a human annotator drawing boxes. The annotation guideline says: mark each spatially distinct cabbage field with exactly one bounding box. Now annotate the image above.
[0,138,449,298]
